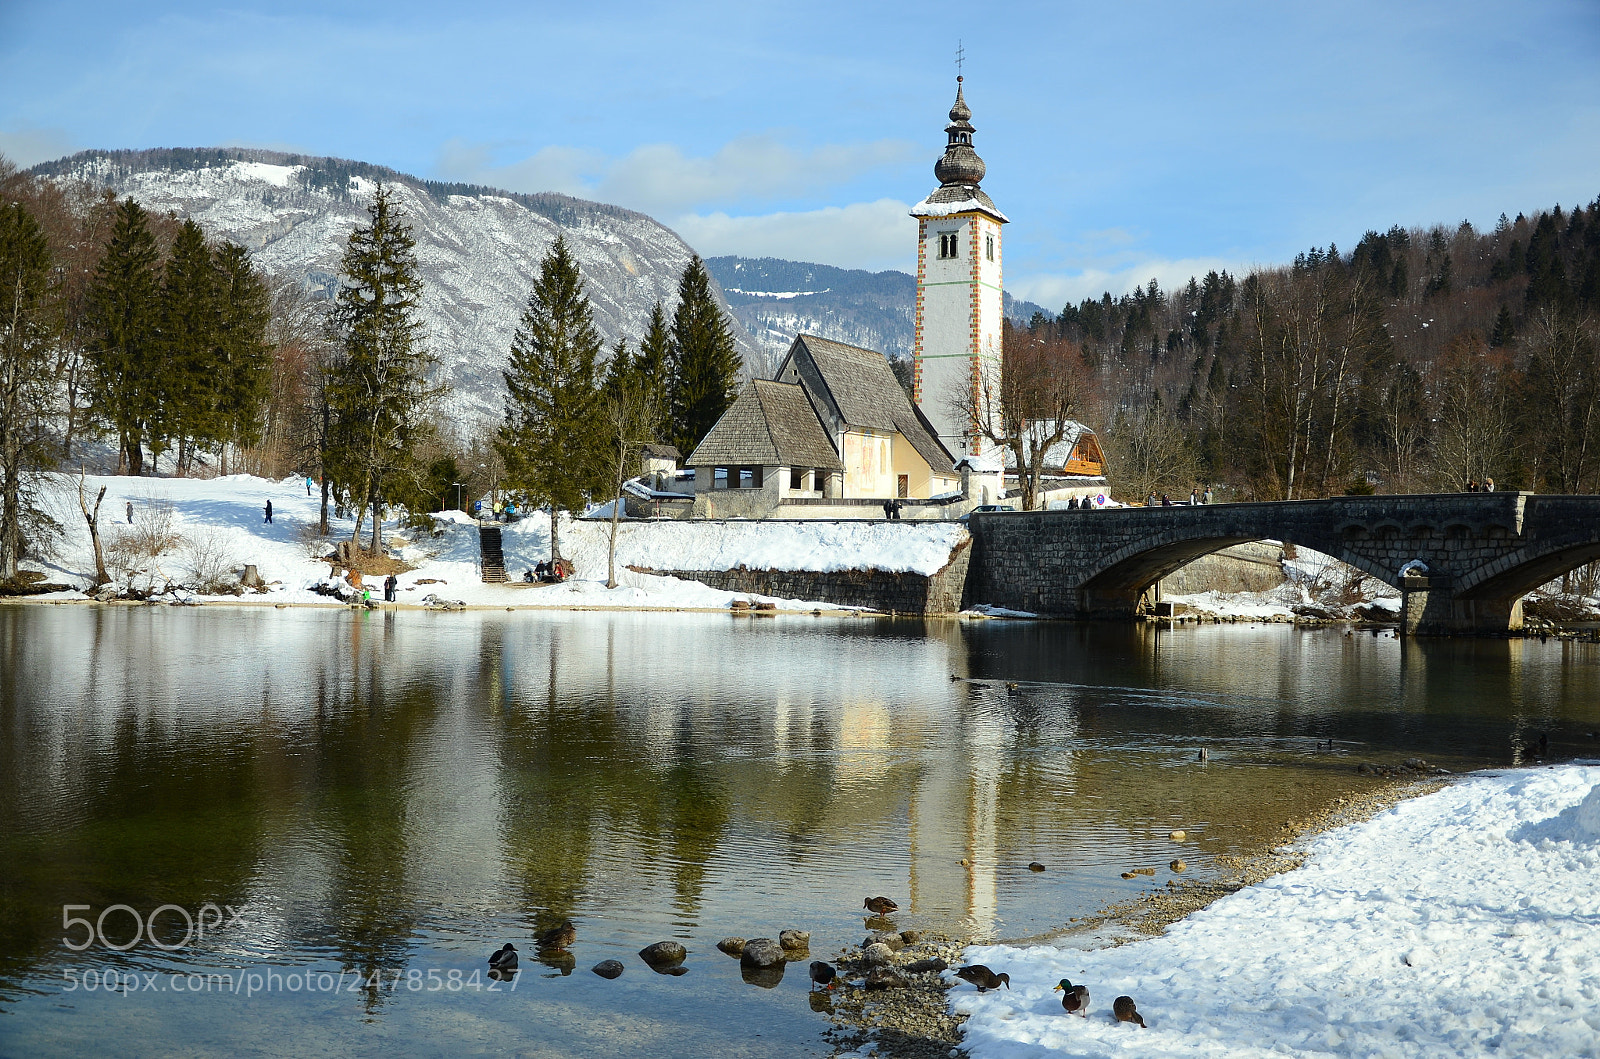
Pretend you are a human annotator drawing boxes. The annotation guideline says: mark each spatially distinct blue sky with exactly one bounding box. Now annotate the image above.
[3,0,1597,308]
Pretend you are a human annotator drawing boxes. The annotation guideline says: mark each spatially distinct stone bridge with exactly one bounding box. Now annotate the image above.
[965,493,1600,635]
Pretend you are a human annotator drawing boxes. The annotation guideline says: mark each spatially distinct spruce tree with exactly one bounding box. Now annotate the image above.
[0,201,56,578]
[213,242,272,465]
[86,197,162,475]
[1490,305,1516,348]
[633,300,671,440]
[666,256,740,456]
[326,184,436,553]
[155,218,220,473]
[495,236,603,562]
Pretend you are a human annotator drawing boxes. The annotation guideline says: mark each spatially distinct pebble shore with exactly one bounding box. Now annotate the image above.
[822,774,1447,1058]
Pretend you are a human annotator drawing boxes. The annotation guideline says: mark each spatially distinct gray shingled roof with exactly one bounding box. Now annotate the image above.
[789,335,956,473]
[685,380,843,470]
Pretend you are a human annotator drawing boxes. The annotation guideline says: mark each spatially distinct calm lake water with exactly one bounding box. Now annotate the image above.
[2,605,1597,1058]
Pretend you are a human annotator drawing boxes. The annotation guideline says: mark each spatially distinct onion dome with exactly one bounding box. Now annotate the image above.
[933,78,986,187]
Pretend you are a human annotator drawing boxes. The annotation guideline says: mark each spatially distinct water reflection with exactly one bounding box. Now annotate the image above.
[0,607,1596,1056]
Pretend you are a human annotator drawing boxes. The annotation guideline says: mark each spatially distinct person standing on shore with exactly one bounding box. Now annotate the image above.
[384,573,398,602]
[264,500,273,524]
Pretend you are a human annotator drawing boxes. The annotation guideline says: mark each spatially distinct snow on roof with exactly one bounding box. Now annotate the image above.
[1000,420,1097,470]
[910,194,1010,223]
[954,455,1002,473]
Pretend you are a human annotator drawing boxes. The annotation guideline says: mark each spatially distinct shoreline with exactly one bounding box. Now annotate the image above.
[826,774,1450,1059]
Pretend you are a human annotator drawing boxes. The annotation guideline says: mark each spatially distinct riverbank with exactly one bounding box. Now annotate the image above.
[14,472,965,614]
[821,775,1442,1059]
[947,763,1600,1059]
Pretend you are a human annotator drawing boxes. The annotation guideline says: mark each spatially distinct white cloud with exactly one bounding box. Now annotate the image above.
[0,125,76,168]
[668,199,917,272]
[1008,257,1254,309]
[435,135,916,216]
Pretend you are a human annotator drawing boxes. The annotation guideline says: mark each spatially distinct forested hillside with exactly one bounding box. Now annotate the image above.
[1021,200,1600,501]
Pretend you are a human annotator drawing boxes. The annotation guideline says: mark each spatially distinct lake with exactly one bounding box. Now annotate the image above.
[1,605,1596,1057]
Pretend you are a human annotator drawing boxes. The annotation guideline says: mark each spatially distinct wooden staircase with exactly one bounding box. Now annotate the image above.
[478,523,507,583]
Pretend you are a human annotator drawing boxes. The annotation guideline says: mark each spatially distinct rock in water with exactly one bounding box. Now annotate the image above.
[862,942,895,966]
[779,929,811,951]
[591,960,624,979]
[1170,859,1187,873]
[638,941,687,966]
[898,930,923,945]
[716,937,747,957]
[740,938,784,968]
[1028,861,1046,872]
[1169,829,1187,841]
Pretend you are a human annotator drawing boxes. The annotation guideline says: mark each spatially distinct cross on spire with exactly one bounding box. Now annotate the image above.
[955,40,965,79]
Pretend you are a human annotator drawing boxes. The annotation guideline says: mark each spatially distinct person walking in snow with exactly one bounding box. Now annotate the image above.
[126,500,134,524]
[264,500,273,524]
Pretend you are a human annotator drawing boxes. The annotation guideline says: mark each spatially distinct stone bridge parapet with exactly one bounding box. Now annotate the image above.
[965,493,1600,635]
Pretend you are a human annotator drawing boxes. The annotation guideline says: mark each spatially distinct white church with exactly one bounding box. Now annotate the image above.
[681,79,1106,519]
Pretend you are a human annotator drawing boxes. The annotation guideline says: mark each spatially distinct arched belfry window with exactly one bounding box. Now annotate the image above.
[938,231,959,259]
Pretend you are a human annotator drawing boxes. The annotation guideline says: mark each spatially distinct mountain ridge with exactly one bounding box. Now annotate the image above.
[706,255,1050,363]
[31,147,762,429]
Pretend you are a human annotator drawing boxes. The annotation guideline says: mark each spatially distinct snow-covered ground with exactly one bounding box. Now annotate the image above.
[20,473,966,611]
[949,764,1600,1059]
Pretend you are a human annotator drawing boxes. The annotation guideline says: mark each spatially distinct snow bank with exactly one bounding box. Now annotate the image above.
[952,765,1600,1059]
[22,473,962,612]
[587,518,968,576]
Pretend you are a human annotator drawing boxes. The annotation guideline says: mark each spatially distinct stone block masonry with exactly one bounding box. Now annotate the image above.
[963,493,1600,636]
[637,539,972,615]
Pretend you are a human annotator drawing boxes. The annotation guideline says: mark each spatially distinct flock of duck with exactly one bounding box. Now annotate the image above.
[485,894,1148,1030]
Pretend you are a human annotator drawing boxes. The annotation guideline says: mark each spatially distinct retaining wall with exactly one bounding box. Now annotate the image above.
[636,538,972,614]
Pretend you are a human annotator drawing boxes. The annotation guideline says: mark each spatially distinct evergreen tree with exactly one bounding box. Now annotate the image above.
[326,184,436,553]
[633,300,671,439]
[86,197,162,475]
[666,256,740,456]
[0,200,56,578]
[155,218,221,473]
[213,242,273,465]
[1490,305,1516,348]
[496,236,603,561]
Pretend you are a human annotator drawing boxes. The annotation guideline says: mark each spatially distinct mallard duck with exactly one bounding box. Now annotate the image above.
[954,965,1010,992]
[1113,995,1145,1027]
[863,896,899,915]
[488,943,518,973]
[537,920,576,950]
[1054,978,1088,1016]
[809,961,838,991]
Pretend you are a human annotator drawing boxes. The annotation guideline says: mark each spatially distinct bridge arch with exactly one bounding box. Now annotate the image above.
[1077,529,1396,597]
[962,492,1600,635]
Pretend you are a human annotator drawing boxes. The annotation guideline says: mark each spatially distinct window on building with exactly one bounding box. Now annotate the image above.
[790,467,805,491]
[938,232,958,259]
[985,234,995,261]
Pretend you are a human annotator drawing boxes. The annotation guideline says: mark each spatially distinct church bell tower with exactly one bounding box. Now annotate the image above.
[911,76,1008,459]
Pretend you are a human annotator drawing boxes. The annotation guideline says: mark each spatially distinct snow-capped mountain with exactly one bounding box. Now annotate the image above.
[33,148,762,427]
[707,256,1052,365]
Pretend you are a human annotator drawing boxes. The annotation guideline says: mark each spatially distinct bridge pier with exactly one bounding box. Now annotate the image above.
[1399,574,1523,636]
